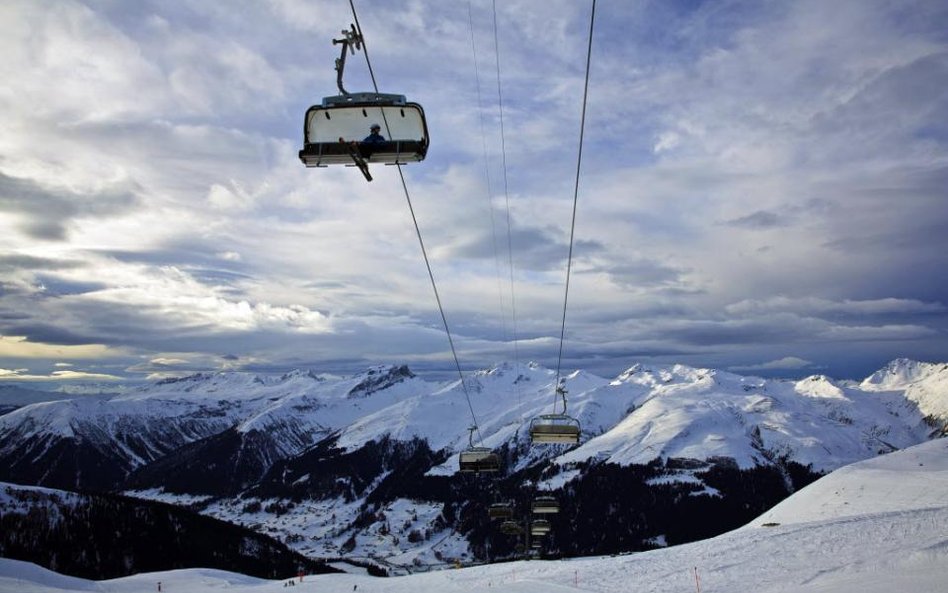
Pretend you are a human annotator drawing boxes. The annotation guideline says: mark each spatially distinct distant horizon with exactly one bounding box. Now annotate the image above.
[1,355,939,393]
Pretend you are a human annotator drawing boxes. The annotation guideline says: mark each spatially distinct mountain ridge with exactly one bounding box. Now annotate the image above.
[0,358,945,568]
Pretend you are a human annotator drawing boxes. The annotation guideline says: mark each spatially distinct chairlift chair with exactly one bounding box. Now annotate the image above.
[299,24,429,181]
[529,414,581,443]
[499,520,523,536]
[488,502,514,520]
[530,385,581,444]
[458,426,500,473]
[458,447,500,473]
[531,495,560,514]
[299,93,429,167]
[530,519,552,536]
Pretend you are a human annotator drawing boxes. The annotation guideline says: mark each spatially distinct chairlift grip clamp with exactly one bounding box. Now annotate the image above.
[332,24,363,95]
[556,384,568,414]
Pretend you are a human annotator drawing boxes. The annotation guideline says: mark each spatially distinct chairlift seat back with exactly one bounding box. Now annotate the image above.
[529,414,581,444]
[458,447,501,473]
[500,520,523,535]
[489,503,514,520]
[531,496,560,514]
[530,519,552,535]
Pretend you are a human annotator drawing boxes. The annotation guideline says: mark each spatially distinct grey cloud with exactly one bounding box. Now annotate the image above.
[35,276,108,297]
[0,254,85,272]
[726,297,947,318]
[650,316,821,347]
[0,173,140,241]
[723,198,833,231]
[724,210,786,229]
[822,220,948,253]
[813,51,948,137]
[445,221,605,271]
[93,245,254,294]
[819,324,937,342]
[2,323,109,347]
[592,258,688,289]
[97,244,250,269]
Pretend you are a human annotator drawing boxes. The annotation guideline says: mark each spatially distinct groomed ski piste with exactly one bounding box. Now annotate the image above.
[3,438,946,593]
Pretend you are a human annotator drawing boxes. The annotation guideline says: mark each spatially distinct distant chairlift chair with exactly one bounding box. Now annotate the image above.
[531,495,560,514]
[489,502,515,521]
[530,519,552,536]
[500,520,523,536]
[530,384,581,444]
[458,426,501,473]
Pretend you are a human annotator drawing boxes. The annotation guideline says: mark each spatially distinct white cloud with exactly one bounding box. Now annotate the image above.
[726,297,947,317]
[77,265,333,334]
[0,368,122,381]
[729,357,815,372]
[653,131,681,154]
[0,336,122,360]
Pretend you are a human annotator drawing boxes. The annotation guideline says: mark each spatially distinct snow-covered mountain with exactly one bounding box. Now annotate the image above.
[3,437,946,593]
[860,358,948,434]
[0,385,113,416]
[0,365,435,491]
[0,358,945,569]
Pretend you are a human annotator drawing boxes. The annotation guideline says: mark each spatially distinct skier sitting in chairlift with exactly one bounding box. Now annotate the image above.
[363,123,385,143]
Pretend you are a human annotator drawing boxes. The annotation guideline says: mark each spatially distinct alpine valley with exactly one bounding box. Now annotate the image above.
[1,358,946,577]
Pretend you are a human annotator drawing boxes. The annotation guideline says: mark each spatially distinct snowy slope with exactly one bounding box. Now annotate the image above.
[556,364,932,471]
[2,438,946,593]
[749,436,948,526]
[0,482,83,523]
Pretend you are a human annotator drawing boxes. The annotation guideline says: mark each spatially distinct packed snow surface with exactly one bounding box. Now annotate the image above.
[3,438,946,593]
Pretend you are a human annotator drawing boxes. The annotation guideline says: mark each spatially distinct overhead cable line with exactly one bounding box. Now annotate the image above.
[467,1,509,351]
[553,0,597,390]
[490,0,524,414]
[468,0,524,415]
[348,0,484,444]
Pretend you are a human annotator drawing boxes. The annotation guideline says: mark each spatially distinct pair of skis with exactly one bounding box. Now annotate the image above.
[339,138,373,182]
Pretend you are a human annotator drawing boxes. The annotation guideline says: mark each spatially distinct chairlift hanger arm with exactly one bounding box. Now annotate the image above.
[556,384,568,415]
[332,24,363,95]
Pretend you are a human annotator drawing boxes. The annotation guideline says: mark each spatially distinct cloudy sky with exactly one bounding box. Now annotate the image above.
[1,0,947,387]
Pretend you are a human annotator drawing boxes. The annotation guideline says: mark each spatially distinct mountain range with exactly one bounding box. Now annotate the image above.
[1,358,945,572]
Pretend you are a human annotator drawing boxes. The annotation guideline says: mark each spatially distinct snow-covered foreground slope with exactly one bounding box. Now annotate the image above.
[3,438,946,593]
[750,435,948,526]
